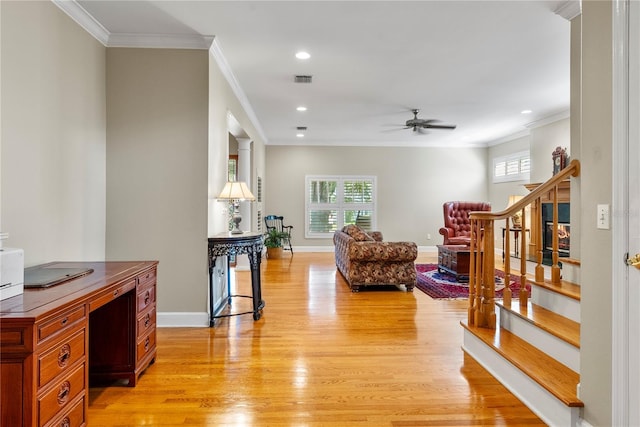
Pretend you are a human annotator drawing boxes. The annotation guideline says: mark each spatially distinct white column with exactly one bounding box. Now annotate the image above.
[237,138,252,232]
[235,138,252,271]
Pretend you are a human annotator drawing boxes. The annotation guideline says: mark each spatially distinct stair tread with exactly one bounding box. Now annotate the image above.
[525,274,581,301]
[461,320,583,407]
[496,265,581,301]
[496,300,580,348]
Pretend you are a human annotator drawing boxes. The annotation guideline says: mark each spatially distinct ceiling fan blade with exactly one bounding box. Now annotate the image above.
[423,124,457,129]
[381,127,410,133]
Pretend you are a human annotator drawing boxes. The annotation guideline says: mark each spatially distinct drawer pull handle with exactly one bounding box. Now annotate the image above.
[57,381,71,405]
[144,337,150,351]
[144,291,150,305]
[114,289,119,296]
[144,313,151,328]
[60,417,71,427]
[60,317,68,326]
[58,344,71,367]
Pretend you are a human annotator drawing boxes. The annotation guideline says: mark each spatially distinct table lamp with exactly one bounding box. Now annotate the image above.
[217,181,256,234]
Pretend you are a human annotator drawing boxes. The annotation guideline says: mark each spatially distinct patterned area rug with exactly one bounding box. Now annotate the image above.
[415,264,528,300]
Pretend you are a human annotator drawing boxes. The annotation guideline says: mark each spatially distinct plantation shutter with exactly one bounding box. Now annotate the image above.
[305,176,376,238]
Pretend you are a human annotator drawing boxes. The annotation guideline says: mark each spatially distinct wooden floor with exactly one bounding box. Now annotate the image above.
[88,252,544,426]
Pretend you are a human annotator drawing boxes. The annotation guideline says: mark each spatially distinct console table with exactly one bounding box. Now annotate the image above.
[0,261,158,427]
[208,232,265,326]
[501,227,530,262]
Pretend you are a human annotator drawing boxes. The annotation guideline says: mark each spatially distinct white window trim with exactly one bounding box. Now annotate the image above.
[493,150,531,183]
[305,175,377,238]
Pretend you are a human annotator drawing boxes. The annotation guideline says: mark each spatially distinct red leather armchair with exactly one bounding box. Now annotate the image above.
[439,201,491,246]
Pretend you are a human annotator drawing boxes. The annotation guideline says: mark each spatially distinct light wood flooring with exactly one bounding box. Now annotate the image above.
[88,252,545,426]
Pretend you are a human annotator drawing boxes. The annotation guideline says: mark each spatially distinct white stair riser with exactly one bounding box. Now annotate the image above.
[463,329,581,427]
[531,284,580,322]
[499,306,580,373]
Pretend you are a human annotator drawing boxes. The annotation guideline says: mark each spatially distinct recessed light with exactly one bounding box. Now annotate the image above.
[296,133,305,138]
[296,106,307,112]
[521,109,532,114]
[295,51,310,60]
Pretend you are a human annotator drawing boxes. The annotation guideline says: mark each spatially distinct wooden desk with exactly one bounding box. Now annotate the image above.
[0,261,158,427]
[208,232,264,326]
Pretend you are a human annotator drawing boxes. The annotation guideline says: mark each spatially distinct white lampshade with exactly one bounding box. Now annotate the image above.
[217,181,256,201]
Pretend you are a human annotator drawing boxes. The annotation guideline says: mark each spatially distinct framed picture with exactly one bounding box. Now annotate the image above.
[552,146,567,175]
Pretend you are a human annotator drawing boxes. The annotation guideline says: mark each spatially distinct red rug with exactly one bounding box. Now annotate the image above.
[415,264,529,300]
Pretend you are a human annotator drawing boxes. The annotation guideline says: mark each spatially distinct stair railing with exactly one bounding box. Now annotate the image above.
[467,159,580,329]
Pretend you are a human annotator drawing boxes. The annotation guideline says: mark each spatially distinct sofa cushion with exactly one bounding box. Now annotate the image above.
[342,224,374,242]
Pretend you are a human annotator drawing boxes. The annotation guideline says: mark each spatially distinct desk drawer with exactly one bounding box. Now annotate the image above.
[137,329,156,363]
[44,394,85,427]
[136,286,155,313]
[38,329,86,388]
[137,306,156,338]
[89,278,136,312]
[137,269,156,288]
[38,363,85,426]
[38,306,86,344]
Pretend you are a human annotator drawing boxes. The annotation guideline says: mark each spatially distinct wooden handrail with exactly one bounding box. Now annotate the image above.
[467,159,580,329]
[469,159,580,222]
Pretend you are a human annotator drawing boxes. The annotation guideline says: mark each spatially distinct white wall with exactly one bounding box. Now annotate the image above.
[265,145,488,247]
[1,1,106,265]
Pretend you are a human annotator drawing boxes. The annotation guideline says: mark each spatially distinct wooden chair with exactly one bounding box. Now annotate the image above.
[264,215,293,254]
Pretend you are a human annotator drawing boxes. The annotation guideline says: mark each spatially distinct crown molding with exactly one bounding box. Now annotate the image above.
[524,109,570,129]
[554,1,582,20]
[486,129,531,147]
[108,33,214,50]
[51,0,110,45]
[52,0,214,49]
[210,39,269,145]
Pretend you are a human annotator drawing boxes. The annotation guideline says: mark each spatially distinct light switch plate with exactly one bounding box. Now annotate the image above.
[597,204,610,229]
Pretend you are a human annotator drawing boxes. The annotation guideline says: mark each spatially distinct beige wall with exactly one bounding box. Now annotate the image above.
[106,48,209,314]
[207,52,266,237]
[1,1,106,265]
[580,1,613,424]
[265,145,487,247]
[487,135,531,211]
[530,118,571,184]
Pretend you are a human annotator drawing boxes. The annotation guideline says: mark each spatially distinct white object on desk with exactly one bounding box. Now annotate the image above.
[0,248,24,300]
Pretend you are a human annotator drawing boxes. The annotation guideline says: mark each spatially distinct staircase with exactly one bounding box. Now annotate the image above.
[461,160,583,426]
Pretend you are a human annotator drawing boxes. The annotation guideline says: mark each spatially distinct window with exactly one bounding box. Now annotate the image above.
[493,151,530,183]
[305,175,376,238]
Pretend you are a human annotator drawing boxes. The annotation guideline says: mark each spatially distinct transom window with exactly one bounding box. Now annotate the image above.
[493,151,530,183]
[305,175,376,238]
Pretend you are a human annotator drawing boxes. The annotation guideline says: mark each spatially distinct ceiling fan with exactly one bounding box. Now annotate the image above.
[400,109,457,133]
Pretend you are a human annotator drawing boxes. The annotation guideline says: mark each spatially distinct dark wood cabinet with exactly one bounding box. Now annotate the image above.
[437,245,475,282]
[0,261,158,427]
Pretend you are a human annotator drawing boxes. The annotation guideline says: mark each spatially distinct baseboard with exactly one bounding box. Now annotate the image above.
[157,312,209,327]
[291,246,439,253]
[291,246,334,252]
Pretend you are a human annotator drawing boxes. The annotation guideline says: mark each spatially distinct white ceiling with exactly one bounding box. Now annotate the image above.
[70,0,574,148]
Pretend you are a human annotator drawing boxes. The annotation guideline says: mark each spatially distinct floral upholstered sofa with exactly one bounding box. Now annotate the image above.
[333,225,418,292]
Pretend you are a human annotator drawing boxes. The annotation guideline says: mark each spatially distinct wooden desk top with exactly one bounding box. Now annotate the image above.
[0,261,158,319]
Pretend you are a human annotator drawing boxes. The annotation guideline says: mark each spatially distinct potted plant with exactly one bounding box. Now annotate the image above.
[264,229,288,259]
